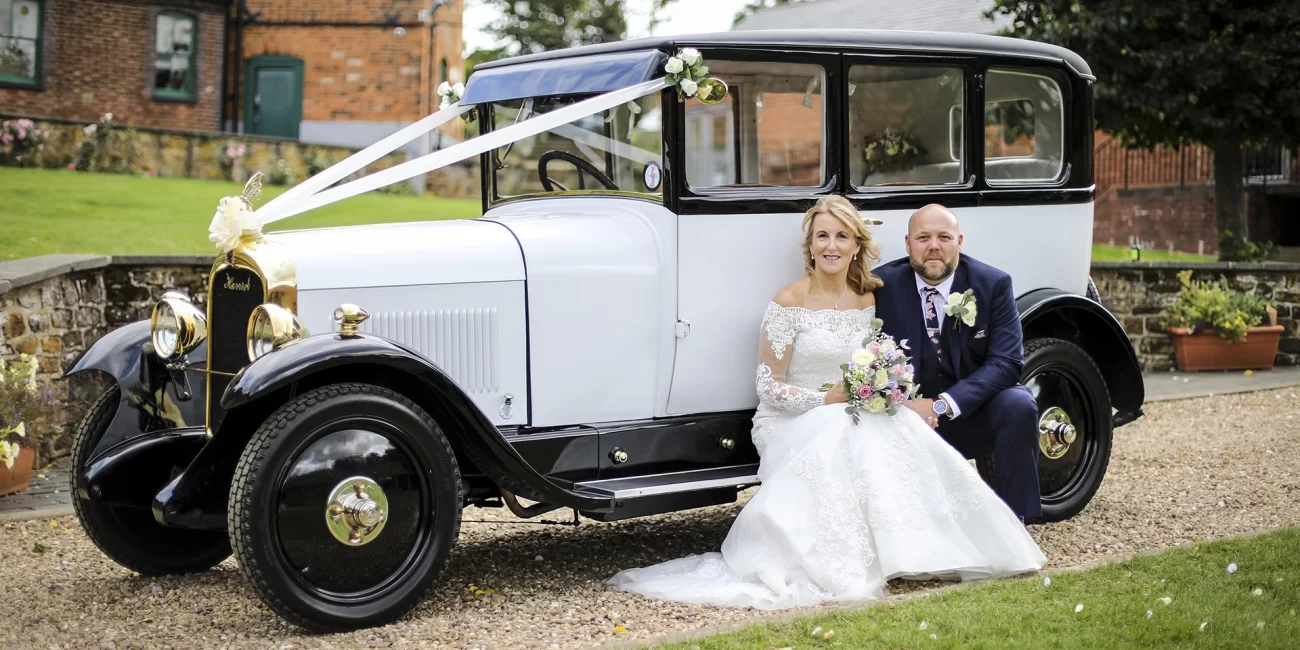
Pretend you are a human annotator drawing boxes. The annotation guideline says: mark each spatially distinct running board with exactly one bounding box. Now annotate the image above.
[573,464,760,499]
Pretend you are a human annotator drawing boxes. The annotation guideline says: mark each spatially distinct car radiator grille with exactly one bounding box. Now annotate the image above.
[207,265,265,433]
[361,309,499,394]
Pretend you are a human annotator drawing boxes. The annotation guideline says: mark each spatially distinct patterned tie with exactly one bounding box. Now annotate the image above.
[922,287,943,359]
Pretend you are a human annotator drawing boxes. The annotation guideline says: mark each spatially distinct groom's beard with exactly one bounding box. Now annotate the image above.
[910,257,957,283]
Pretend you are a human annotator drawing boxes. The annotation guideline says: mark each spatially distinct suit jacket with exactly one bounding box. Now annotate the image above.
[873,253,1024,417]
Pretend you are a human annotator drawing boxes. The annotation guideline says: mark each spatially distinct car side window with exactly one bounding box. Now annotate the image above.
[984,68,1066,184]
[684,59,826,189]
[848,64,965,189]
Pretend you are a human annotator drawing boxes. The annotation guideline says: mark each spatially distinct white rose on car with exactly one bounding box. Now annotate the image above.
[209,197,261,253]
[679,79,698,97]
[680,48,701,66]
[452,82,465,97]
[665,57,685,74]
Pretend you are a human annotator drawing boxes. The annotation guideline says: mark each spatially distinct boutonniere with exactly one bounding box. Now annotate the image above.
[944,289,977,328]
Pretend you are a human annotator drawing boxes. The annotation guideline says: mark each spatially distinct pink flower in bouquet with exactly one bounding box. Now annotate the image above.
[856,385,872,399]
[904,364,914,374]
[867,341,881,354]
[891,389,906,403]
[890,364,905,376]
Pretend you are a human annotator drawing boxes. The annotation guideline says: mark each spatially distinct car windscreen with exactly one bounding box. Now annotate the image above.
[487,92,663,203]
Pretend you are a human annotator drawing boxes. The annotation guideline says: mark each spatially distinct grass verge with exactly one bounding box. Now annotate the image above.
[650,528,1300,649]
[1,167,481,260]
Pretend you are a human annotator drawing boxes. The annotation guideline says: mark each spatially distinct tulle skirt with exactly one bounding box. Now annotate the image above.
[607,404,1046,609]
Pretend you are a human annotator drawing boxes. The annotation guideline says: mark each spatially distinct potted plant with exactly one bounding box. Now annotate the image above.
[0,353,46,496]
[1160,269,1283,372]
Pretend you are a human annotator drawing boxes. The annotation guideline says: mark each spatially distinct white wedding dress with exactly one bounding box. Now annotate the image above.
[607,302,1046,609]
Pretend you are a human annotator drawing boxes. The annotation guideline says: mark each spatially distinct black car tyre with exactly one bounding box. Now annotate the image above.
[71,385,232,575]
[228,383,461,631]
[978,338,1113,522]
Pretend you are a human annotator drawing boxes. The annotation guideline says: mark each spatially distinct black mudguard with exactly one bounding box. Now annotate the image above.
[221,332,613,513]
[62,319,210,462]
[1017,289,1145,420]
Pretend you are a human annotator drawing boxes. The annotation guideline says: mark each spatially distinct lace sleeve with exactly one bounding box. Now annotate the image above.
[755,303,825,414]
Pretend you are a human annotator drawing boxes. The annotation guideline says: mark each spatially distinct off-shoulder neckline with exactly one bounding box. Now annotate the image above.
[767,301,876,314]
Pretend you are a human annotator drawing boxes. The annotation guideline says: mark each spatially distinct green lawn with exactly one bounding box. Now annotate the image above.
[654,528,1300,649]
[1091,244,1215,262]
[0,167,482,260]
[1,168,1220,263]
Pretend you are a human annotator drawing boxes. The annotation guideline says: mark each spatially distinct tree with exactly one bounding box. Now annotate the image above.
[483,0,629,55]
[986,1,1300,261]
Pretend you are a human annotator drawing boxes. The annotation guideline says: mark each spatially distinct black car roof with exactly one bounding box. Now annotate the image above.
[474,29,1094,79]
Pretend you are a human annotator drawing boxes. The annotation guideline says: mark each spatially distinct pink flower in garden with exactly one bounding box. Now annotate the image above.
[17,128,26,139]
[1,134,11,145]
[37,144,43,151]
[17,119,33,129]
[67,163,76,170]
[856,385,872,399]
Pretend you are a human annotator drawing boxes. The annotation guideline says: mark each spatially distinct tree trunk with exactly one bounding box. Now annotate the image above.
[1212,137,1249,260]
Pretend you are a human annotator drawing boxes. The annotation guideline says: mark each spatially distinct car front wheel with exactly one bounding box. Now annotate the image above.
[71,386,232,575]
[228,383,462,631]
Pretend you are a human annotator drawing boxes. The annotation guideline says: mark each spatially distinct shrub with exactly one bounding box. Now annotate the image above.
[1159,269,1275,343]
[0,354,59,469]
[0,118,48,167]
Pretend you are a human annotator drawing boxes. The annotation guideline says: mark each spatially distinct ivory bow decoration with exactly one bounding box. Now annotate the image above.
[208,172,265,254]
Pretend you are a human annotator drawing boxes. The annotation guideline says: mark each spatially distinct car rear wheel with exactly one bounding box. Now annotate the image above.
[228,383,461,631]
[71,385,232,575]
[979,337,1113,522]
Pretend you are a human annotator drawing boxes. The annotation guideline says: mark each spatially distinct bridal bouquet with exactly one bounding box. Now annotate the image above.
[820,320,920,423]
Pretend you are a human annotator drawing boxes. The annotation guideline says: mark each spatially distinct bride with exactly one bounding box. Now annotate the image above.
[607,196,1046,609]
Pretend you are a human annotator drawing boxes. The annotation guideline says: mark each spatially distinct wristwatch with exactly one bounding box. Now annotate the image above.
[931,397,950,418]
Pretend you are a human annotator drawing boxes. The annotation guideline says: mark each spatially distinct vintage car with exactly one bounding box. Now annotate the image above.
[65,30,1144,630]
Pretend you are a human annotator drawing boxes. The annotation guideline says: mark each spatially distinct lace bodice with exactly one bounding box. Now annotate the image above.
[755,302,878,416]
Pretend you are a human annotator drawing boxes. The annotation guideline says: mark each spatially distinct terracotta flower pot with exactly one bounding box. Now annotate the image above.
[1168,325,1285,372]
[0,446,35,497]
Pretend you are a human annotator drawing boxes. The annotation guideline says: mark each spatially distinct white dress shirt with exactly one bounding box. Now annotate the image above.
[914,271,962,418]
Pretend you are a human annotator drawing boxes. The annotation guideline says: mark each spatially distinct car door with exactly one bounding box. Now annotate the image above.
[666,50,843,416]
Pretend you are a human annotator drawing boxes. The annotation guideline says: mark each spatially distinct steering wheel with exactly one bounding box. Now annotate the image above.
[538,150,620,192]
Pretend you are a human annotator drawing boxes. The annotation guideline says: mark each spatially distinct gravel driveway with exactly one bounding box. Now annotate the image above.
[3,389,1298,650]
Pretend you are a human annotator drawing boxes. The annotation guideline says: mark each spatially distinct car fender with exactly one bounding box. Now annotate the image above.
[1017,288,1145,417]
[221,332,610,511]
[62,320,208,461]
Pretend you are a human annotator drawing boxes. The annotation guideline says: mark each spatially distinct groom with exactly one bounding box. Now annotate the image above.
[874,204,1042,521]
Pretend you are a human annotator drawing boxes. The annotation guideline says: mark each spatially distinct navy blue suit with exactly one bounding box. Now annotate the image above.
[873,253,1042,519]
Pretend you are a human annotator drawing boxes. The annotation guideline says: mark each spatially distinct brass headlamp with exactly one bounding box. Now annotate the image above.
[151,291,207,360]
[247,303,307,361]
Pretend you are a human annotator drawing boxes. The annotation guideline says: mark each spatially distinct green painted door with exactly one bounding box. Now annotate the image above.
[245,56,303,139]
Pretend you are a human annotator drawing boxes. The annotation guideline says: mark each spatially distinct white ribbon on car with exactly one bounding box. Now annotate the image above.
[254,78,669,225]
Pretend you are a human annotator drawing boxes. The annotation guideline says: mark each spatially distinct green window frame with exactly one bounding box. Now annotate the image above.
[153,11,197,101]
[0,0,43,87]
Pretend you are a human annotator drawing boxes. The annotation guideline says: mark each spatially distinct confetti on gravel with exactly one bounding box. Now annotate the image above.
[1,390,1297,649]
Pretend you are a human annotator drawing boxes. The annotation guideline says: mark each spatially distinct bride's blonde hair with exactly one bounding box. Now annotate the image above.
[802,195,883,295]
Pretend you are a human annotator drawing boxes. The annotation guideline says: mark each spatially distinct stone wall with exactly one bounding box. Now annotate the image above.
[5,255,1297,468]
[1,255,212,467]
[0,113,479,198]
[1091,262,1300,371]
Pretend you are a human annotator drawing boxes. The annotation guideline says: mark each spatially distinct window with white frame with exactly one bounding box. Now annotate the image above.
[0,0,41,86]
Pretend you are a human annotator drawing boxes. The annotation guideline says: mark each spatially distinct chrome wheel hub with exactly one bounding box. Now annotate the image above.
[1038,407,1078,460]
[325,477,389,546]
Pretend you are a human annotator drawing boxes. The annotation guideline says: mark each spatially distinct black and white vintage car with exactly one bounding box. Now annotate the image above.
[66,30,1144,630]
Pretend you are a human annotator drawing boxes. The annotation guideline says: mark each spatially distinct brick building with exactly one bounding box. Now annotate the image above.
[1,0,465,160]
